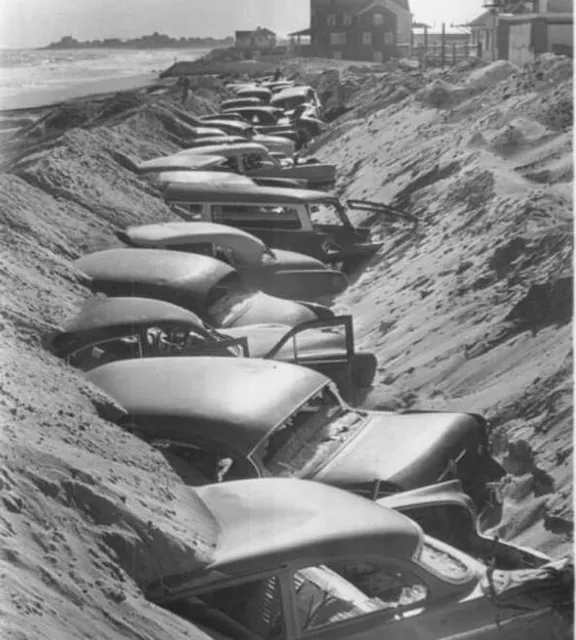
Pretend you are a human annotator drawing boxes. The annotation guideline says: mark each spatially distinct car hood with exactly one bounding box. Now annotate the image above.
[269,248,326,270]
[224,322,344,358]
[311,412,482,491]
[221,292,327,329]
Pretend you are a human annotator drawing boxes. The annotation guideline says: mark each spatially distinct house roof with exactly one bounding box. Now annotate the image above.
[235,31,253,38]
[254,27,276,36]
[468,10,492,27]
[357,0,411,15]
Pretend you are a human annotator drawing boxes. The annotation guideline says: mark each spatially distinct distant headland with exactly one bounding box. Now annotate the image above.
[43,32,234,50]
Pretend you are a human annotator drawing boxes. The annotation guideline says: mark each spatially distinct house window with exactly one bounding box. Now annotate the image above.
[330,32,346,46]
[343,14,353,26]
[327,13,337,26]
[362,32,372,46]
[383,31,394,45]
[373,13,384,26]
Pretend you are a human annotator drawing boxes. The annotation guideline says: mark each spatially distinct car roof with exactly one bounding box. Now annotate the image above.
[221,97,261,106]
[230,106,282,115]
[164,182,339,205]
[86,357,327,456]
[271,86,314,103]
[155,171,254,186]
[122,222,267,264]
[138,154,225,173]
[150,478,422,596]
[177,142,268,157]
[237,86,271,96]
[75,248,235,313]
[51,297,207,357]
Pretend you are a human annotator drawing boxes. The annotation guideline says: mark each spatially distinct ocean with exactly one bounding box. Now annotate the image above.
[0,47,210,111]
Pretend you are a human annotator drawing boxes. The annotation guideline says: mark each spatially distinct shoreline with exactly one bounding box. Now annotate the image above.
[0,72,169,113]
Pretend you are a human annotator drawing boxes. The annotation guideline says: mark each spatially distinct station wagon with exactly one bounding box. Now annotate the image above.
[144,478,570,640]
[87,356,504,508]
[49,296,376,397]
[75,248,335,329]
[163,183,417,271]
[116,221,348,301]
[175,142,336,190]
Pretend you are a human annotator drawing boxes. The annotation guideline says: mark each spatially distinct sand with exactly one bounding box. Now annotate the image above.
[0,54,573,638]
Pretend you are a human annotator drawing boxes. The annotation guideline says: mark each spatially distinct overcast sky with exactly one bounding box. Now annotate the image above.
[0,0,484,49]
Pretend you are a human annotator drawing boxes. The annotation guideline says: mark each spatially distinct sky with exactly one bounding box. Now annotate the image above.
[0,0,485,49]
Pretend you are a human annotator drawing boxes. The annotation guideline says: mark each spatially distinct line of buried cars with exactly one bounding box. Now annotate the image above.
[47,75,571,639]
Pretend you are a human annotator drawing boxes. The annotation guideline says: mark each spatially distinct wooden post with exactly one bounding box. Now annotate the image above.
[465,42,469,58]
[441,22,446,67]
[452,43,457,65]
[423,25,428,69]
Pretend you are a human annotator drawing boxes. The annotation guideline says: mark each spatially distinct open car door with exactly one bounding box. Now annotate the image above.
[378,481,550,570]
[263,316,355,400]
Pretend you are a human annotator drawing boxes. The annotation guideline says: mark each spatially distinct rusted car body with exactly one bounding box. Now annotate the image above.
[175,142,336,190]
[142,478,571,640]
[163,183,391,271]
[74,248,335,329]
[48,297,376,396]
[116,222,348,300]
[86,356,504,508]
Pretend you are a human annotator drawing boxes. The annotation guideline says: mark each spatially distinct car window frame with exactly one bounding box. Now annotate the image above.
[285,555,433,638]
[175,566,297,640]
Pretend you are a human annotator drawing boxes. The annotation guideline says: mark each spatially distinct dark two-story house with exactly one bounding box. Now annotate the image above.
[310,0,412,61]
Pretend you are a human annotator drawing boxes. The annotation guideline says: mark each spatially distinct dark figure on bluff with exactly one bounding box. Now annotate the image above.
[180,76,192,105]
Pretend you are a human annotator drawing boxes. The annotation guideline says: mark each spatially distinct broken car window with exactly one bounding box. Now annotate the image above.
[253,386,365,478]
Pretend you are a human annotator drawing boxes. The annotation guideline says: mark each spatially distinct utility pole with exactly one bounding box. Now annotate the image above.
[482,0,502,60]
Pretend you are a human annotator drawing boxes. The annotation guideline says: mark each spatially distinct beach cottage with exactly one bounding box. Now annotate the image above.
[309,0,412,61]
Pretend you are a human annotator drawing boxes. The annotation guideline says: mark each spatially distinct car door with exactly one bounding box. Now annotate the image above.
[263,317,355,399]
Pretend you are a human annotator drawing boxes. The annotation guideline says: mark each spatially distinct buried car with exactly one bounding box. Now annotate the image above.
[145,478,572,640]
[153,169,307,190]
[74,248,335,329]
[86,356,504,509]
[49,297,376,397]
[176,142,336,190]
[163,183,417,271]
[115,221,348,301]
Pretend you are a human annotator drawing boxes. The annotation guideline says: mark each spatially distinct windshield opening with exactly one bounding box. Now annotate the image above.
[252,386,365,478]
[309,202,347,228]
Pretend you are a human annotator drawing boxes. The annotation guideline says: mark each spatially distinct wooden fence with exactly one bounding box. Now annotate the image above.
[397,41,483,67]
